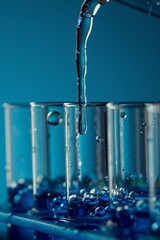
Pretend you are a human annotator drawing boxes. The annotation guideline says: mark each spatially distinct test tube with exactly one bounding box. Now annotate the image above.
[31,102,66,217]
[64,103,108,219]
[146,103,160,217]
[106,102,160,230]
[3,103,33,210]
[107,102,148,196]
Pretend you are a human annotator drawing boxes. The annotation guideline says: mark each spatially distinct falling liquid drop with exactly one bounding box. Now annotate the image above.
[76,0,109,134]
[78,104,88,134]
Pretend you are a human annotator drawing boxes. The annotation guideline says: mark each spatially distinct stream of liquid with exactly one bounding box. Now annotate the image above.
[76,0,109,134]
[76,0,160,135]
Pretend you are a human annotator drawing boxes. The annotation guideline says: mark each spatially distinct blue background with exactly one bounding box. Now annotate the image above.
[0,0,160,206]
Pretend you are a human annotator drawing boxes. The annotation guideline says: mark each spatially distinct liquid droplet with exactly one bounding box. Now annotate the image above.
[76,133,80,139]
[120,111,127,118]
[78,105,87,134]
[142,122,147,127]
[95,206,106,217]
[96,136,104,143]
[47,111,63,126]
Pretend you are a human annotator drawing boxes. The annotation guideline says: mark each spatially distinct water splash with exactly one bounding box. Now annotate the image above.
[76,0,109,134]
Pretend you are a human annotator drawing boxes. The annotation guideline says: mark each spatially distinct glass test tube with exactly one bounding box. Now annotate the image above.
[146,103,160,217]
[31,102,66,217]
[107,102,160,206]
[64,103,108,219]
[107,102,148,196]
[106,102,160,232]
[3,103,33,210]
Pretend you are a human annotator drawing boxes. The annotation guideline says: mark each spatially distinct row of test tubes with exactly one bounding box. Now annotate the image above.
[3,102,160,238]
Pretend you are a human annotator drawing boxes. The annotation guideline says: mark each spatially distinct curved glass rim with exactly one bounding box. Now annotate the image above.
[31,102,107,108]
[107,101,160,109]
[31,102,66,108]
[64,102,106,107]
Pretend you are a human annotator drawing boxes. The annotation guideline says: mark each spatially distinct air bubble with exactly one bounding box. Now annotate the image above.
[69,195,82,207]
[96,136,104,143]
[83,195,99,209]
[95,206,106,217]
[120,111,127,118]
[47,111,63,126]
[13,194,21,204]
[89,212,95,217]
[79,188,86,196]
[142,122,146,127]
[76,133,80,139]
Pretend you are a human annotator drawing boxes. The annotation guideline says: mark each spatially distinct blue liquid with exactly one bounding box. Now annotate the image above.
[35,192,67,217]
[76,0,108,134]
[8,179,33,210]
[67,186,160,237]
[34,232,66,240]
[68,187,111,219]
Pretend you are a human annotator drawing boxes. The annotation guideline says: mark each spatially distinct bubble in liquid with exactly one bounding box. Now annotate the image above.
[95,206,106,217]
[47,111,63,126]
[120,111,127,118]
[83,195,99,209]
[76,133,80,139]
[89,212,95,217]
[124,195,134,204]
[69,195,82,207]
[142,122,147,127]
[96,136,104,143]
[98,190,110,205]
[79,189,87,196]
[53,196,62,208]
[13,194,21,205]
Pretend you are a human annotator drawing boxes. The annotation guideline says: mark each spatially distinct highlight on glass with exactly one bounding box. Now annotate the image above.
[3,103,33,210]
[31,102,67,218]
[64,102,108,219]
